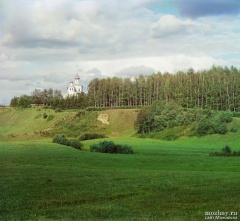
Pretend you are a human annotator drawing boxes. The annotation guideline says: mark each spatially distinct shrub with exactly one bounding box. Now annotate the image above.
[232,150,240,156]
[90,140,134,154]
[196,117,227,135]
[52,134,83,150]
[80,133,106,141]
[43,112,48,119]
[220,112,233,123]
[212,121,227,134]
[47,115,55,121]
[232,112,240,118]
[230,127,237,133]
[52,134,68,145]
[209,145,240,156]
[69,139,83,149]
[222,145,232,154]
[116,144,134,154]
[196,119,211,135]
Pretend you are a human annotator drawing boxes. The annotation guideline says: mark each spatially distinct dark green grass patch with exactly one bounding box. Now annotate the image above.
[47,114,55,121]
[0,138,240,221]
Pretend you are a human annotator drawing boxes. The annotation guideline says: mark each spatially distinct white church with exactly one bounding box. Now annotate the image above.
[65,74,83,97]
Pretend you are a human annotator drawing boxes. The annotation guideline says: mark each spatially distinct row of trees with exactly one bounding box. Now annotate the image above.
[87,66,240,111]
[10,89,88,109]
[10,66,240,112]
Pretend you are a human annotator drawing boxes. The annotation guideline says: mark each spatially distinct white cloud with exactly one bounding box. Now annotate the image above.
[0,0,240,105]
[151,14,193,38]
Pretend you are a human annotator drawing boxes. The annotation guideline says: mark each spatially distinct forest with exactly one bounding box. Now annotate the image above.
[87,66,240,111]
[10,66,240,112]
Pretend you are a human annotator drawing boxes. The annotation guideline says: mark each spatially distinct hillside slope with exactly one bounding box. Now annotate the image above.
[0,108,138,138]
[0,108,73,137]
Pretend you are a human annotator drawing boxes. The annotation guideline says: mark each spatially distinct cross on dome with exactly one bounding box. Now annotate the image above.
[75,74,80,80]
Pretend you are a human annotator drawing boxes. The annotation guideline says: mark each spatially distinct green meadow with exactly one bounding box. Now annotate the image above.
[0,108,240,220]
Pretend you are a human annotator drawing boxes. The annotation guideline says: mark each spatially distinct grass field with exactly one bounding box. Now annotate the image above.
[1,136,240,221]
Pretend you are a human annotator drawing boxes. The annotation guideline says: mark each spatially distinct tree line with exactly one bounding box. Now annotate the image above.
[87,66,240,111]
[10,89,88,109]
[10,66,240,112]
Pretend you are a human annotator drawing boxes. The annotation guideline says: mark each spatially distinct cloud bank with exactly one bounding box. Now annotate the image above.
[0,0,240,104]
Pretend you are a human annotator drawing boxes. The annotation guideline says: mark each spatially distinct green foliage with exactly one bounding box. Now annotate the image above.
[43,112,48,119]
[210,145,240,156]
[10,96,19,107]
[47,114,55,121]
[52,134,68,145]
[222,145,232,154]
[18,95,31,108]
[87,66,240,111]
[232,112,240,117]
[232,150,240,156]
[90,140,134,154]
[220,111,233,123]
[136,102,233,139]
[9,65,240,113]
[52,134,83,150]
[196,118,227,135]
[75,110,86,117]
[136,101,193,136]
[230,127,237,133]
[69,139,83,149]
[80,133,106,141]
[196,119,211,135]
[54,108,63,112]
[135,109,154,134]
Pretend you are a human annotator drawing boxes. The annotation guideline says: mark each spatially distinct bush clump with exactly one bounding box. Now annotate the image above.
[43,112,48,119]
[210,145,240,156]
[230,127,238,133]
[69,139,82,149]
[90,140,134,154]
[52,134,83,150]
[80,133,106,141]
[47,115,55,121]
[222,145,232,154]
[52,134,68,145]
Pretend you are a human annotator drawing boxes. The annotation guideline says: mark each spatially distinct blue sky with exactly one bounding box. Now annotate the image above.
[0,0,240,104]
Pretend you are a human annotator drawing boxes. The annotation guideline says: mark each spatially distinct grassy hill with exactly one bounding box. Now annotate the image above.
[0,107,138,138]
[1,107,240,140]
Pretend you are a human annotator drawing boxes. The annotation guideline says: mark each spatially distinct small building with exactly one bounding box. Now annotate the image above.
[65,74,83,97]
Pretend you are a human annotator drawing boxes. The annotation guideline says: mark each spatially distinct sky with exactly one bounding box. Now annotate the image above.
[1,0,240,105]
